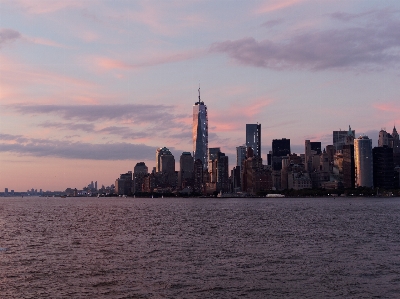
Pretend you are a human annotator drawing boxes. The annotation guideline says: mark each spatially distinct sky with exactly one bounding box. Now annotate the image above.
[0,0,399,191]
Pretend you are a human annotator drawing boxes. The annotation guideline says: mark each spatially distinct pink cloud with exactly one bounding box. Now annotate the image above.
[24,36,66,48]
[13,0,84,14]
[94,57,134,71]
[92,49,205,71]
[209,97,275,133]
[0,54,96,105]
[256,0,307,14]
[373,102,400,113]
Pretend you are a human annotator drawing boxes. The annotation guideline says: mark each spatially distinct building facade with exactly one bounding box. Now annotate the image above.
[246,124,261,157]
[133,162,148,193]
[373,146,394,189]
[333,126,355,151]
[193,87,208,170]
[354,136,373,188]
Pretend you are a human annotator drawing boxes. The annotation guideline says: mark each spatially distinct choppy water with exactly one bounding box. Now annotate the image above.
[1,196,400,298]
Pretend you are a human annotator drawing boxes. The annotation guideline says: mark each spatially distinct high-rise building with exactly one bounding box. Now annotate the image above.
[272,138,290,170]
[179,152,194,189]
[378,129,391,147]
[236,145,246,167]
[156,147,172,173]
[333,126,355,151]
[193,87,208,170]
[305,140,321,172]
[246,124,261,157]
[272,138,291,157]
[392,126,399,153]
[216,151,229,193]
[208,147,221,162]
[373,146,394,189]
[133,162,148,193]
[354,136,373,188]
[193,159,204,194]
[342,144,355,189]
[115,171,133,195]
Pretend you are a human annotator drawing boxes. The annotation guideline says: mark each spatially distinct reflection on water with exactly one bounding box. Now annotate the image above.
[1,197,400,298]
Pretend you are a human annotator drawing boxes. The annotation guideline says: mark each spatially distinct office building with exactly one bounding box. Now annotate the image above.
[156,147,172,173]
[236,145,246,167]
[133,162,148,193]
[342,144,355,189]
[272,138,290,170]
[246,124,261,157]
[333,126,355,151]
[193,159,204,194]
[115,171,133,195]
[193,87,208,170]
[373,146,394,189]
[179,152,194,189]
[354,136,373,188]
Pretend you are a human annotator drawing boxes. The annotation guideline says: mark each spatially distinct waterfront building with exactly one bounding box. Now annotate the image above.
[216,151,229,193]
[115,171,133,195]
[242,147,272,194]
[379,126,400,166]
[373,146,394,189]
[354,136,373,188]
[246,124,261,157]
[272,138,290,171]
[193,87,208,170]
[156,147,172,173]
[205,148,229,194]
[133,162,148,193]
[179,152,194,189]
[342,144,355,189]
[193,159,204,194]
[305,140,321,172]
[392,126,399,153]
[208,147,221,162]
[333,126,355,151]
[236,145,246,167]
[160,153,176,187]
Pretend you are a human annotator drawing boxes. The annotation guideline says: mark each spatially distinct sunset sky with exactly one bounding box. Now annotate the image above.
[1,0,399,191]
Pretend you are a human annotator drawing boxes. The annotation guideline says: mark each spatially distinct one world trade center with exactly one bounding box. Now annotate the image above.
[193,87,208,170]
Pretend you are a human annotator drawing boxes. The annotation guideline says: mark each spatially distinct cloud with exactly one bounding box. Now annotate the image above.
[373,102,400,113]
[8,104,186,125]
[12,0,84,14]
[211,14,400,71]
[256,0,305,14]
[0,134,156,160]
[261,19,284,28]
[93,49,205,71]
[38,121,95,132]
[0,28,21,47]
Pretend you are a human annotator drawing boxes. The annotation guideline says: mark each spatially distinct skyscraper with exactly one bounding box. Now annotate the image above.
[236,145,246,167]
[246,124,261,157]
[333,126,355,151]
[354,136,373,188]
[373,146,394,189]
[179,152,194,189]
[342,144,355,189]
[272,138,291,170]
[156,147,172,172]
[133,162,148,193]
[193,87,208,170]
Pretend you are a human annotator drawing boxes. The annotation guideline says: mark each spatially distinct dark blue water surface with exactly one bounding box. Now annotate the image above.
[1,196,400,298]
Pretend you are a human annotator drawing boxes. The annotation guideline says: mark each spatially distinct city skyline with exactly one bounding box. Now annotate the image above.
[1,0,399,191]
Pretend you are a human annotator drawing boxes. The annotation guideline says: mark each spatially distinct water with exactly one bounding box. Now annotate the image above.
[1,196,400,298]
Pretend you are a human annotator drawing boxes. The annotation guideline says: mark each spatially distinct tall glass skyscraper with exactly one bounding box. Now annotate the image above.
[354,136,373,188]
[193,87,208,170]
[246,124,261,157]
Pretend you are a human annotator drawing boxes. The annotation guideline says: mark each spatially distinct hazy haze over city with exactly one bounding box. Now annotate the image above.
[0,0,399,191]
